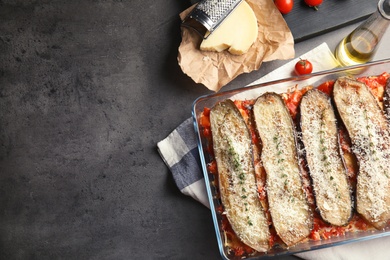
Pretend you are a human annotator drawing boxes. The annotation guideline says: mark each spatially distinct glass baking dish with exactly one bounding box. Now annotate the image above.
[192,58,390,260]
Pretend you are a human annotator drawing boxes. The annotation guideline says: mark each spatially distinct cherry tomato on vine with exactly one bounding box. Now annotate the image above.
[304,0,323,10]
[294,59,313,75]
[274,0,294,14]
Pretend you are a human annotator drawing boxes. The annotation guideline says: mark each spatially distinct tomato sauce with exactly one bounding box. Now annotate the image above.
[198,73,390,258]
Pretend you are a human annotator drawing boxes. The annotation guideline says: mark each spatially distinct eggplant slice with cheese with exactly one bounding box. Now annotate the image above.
[333,77,390,229]
[299,89,353,226]
[253,93,312,247]
[210,100,270,252]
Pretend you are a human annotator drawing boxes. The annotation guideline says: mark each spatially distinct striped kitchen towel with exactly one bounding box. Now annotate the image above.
[157,117,210,208]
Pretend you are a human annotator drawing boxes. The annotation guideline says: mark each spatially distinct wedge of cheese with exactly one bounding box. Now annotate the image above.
[200,1,258,55]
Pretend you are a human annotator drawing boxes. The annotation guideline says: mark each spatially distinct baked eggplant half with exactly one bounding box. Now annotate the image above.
[299,89,352,226]
[210,100,270,252]
[253,93,312,247]
[333,77,390,229]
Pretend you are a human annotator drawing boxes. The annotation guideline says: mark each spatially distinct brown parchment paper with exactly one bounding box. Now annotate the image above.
[178,0,295,92]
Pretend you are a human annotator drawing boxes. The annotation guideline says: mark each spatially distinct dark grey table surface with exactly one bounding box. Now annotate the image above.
[1,1,390,259]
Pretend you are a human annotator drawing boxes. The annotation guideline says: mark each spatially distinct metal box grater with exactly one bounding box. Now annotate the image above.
[182,0,243,38]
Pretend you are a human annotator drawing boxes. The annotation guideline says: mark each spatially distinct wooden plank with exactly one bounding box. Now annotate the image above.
[283,0,378,42]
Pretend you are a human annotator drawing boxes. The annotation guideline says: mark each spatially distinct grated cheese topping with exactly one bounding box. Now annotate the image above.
[300,90,352,226]
[210,100,270,252]
[333,78,390,228]
[253,93,312,246]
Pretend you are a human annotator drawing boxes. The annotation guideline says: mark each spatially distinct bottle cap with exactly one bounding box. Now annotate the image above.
[379,0,390,20]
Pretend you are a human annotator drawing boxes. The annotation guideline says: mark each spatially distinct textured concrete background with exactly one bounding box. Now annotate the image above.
[1,0,389,259]
[0,1,216,259]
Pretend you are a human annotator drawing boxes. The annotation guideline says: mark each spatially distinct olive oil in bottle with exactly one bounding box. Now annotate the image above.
[335,0,390,67]
[335,29,378,66]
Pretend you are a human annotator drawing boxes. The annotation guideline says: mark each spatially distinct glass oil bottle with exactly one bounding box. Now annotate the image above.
[335,0,390,67]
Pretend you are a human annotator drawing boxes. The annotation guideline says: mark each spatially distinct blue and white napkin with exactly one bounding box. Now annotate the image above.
[157,43,390,260]
[157,117,210,208]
